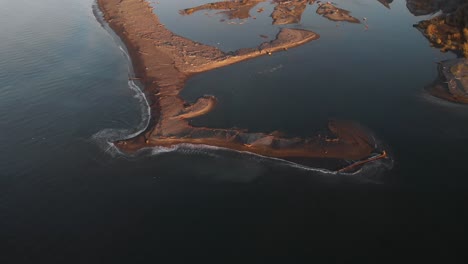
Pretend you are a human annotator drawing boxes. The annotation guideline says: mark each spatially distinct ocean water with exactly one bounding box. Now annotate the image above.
[1,0,467,262]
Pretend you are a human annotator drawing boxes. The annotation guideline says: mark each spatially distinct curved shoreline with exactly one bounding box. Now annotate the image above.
[97,0,385,170]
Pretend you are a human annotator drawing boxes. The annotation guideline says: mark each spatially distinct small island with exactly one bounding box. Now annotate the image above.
[97,0,386,172]
[180,0,360,25]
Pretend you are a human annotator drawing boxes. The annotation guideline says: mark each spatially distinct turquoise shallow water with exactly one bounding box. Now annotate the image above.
[1,0,468,262]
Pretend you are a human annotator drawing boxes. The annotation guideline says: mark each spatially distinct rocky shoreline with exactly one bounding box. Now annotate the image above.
[410,0,468,103]
[180,0,360,25]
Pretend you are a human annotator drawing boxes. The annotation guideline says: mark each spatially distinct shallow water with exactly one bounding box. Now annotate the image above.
[1,0,467,262]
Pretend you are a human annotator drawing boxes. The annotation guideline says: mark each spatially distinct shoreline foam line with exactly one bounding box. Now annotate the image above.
[91,1,152,157]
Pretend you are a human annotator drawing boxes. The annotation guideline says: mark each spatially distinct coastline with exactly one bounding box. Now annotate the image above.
[96,0,385,170]
[426,59,468,104]
[412,2,468,104]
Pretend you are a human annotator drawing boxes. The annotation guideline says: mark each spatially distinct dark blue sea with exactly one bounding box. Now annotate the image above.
[1,0,467,262]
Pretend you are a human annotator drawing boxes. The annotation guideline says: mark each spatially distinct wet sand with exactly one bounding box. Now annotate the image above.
[97,0,383,170]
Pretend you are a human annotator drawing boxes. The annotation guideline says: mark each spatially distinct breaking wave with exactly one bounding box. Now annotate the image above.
[92,2,151,158]
[92,79,150,157]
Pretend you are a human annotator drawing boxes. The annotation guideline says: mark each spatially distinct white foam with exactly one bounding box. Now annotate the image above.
[91,2,152,158]
[143,143,338,175]
[203,145,331,173]
[155,143,392,182]
[258,64,283,74]
[92,80,150,157]
[150,145,179,155]
[119,45,131,63]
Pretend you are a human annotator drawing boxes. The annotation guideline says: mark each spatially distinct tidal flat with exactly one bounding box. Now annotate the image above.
[98,0,393,172]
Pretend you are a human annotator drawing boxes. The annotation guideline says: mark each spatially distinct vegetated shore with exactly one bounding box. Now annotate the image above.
[97,0,385,171]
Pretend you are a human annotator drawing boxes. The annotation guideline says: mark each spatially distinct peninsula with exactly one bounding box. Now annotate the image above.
[97,0,384,171]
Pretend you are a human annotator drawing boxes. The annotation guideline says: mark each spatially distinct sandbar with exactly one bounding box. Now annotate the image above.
[97,0,384,171]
